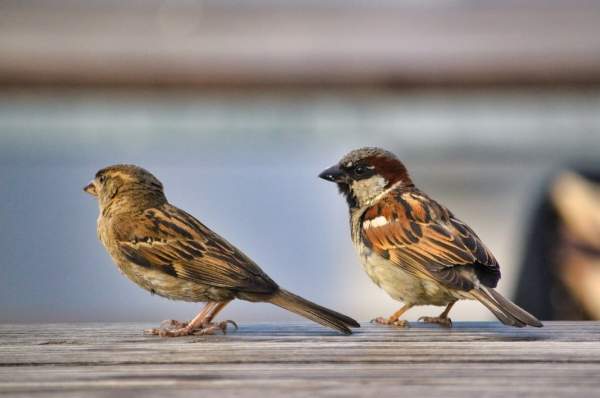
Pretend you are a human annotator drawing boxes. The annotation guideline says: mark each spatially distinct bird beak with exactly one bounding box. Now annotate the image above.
[84,181,98,196]
[319,165,346,183]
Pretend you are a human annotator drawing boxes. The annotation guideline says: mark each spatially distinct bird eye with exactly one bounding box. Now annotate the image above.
[98,175,107,184]
[354,165,367,176]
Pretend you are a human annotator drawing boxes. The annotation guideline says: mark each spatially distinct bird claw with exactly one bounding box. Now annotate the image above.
[143,327,192,337]
[194,320,238,336]
[143,319,190,336]
[161,319,189,329]
[144,319,238,337]
[224,319,239,332]
[371,317,409,328]
[418,316,452,328]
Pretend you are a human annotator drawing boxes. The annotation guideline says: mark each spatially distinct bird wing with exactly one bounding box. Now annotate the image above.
[113,204,278,294]
[360,189,500,291]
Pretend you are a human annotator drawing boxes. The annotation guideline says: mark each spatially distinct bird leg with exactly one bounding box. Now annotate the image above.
[145,301,236,337]
[372,304,413,328]
[419,301,455,328]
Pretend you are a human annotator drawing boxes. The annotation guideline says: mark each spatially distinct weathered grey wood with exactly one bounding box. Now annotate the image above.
[1,322,600,397]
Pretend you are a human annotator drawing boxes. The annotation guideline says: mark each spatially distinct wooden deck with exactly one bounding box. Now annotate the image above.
[1,322,599,397]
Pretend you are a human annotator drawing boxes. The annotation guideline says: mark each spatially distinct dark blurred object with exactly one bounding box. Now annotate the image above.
[516,168,600,320]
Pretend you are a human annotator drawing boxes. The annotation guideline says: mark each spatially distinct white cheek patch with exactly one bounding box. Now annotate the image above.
[364,216,389,229]
[351,175,387,206]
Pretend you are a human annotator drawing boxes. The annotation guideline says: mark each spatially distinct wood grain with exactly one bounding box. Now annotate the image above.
[1,322,600,397]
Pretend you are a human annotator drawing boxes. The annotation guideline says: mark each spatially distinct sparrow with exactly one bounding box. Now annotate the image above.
[84,164,359,336]
[319,147,542,328]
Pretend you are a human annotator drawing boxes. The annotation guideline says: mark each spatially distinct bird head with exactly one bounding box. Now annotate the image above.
[319,147,413,208]
[84,164,166,211]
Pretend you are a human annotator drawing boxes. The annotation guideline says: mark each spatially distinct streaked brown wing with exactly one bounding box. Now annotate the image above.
[114,204,278,294]
[361,190,500,291]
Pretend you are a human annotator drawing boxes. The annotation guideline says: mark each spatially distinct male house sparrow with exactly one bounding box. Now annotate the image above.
[84,164,359,336]
[319,147,542,328]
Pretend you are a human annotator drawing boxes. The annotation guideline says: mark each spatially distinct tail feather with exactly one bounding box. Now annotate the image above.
[268,289,360,335]
[471,287,543,328]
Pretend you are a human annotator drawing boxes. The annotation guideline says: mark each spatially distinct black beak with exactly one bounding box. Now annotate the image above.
[83,181,97,196]
[319,165,346,183]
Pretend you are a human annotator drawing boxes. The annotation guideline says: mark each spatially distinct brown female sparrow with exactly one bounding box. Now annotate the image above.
[84,164,359,336]
[319,147,542,328]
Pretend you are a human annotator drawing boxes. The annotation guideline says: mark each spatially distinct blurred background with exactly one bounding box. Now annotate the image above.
[2,0,600,324]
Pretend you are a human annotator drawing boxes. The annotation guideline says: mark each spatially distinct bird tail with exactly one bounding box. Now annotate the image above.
[267,289,360,335]
[471,287,543,328]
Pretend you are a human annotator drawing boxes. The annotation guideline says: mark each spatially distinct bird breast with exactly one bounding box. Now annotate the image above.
[357,247,461,306]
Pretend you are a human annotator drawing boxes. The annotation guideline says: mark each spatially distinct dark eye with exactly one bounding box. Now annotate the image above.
[98,175,107,184]
[354,165,367,176]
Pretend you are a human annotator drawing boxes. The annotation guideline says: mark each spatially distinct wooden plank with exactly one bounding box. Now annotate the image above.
[1,1,600,85]
[1,322,600,397]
